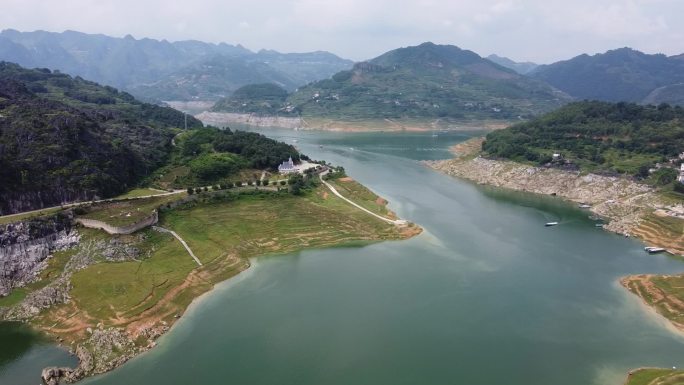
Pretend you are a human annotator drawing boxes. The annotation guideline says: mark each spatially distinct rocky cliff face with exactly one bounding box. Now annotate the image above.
[0,214,79,297]
[426,155,671,239]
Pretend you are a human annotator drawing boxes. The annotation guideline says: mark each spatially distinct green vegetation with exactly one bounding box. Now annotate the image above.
[0,62,202,215]
[69,229,196,321]
[483,101,684,176]
[213,42,569,120]
[625,368,684,385]
[150,127,300,188]
[328,178,395,218]
[25,186,413,355]
[114,188,169,199]
[0,207,64,225]
[77,193,185,227]
[532,48,684,104]
[211,83,291,115]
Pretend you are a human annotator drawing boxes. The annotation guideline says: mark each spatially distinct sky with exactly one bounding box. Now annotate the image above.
[1,0,683,63]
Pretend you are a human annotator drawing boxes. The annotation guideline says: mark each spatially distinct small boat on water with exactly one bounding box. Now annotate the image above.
[595,223,604,228]
[578,204,591,209]
[545,222,559,227]
[645,246,666,254]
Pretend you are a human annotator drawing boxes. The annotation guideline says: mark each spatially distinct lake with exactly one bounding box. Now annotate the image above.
[3,128,684,385]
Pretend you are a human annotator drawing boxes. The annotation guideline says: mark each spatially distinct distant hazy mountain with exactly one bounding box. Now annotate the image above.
[531,48,684,104]
[129,55,300,102]
[486,54,538,74]
[214,42,569,120]
[0,29,353,101]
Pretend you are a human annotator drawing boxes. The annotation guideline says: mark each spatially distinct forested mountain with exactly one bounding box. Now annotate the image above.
[531,48,684,104]
[213,42,569,120]
[483,101,684,176]
[0,62,203,214]
[0,29,353,101]
[486,54,538,74]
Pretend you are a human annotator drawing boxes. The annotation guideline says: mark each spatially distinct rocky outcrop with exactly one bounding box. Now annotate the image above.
[42,366,75,385]
[0,214,79,297]
[195,111,305,129]
[426,155,678,245]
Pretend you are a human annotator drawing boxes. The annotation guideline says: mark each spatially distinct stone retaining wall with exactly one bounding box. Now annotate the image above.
[75,210,158,235]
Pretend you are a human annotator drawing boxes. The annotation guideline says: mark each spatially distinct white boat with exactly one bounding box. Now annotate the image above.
[644,247,666,254]
[578,204,591,209]
[545,222,559,227]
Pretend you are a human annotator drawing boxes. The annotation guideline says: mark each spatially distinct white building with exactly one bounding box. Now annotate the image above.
[679,163,684,183]
[278,157,296,174]
[277,157,320,175]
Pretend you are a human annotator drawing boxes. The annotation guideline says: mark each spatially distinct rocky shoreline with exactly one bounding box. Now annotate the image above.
[425,138,683,255]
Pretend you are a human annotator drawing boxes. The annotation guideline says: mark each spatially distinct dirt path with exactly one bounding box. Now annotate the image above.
[153,226,203,266]
[319,171,407,226]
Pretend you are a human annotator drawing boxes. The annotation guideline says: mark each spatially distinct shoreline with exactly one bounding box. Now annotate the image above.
[427,137,684,385]
[13,186,422,384]
[425,138,683,256]
[195,111,512,132]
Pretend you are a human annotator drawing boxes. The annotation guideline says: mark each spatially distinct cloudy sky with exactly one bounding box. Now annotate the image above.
[1,0,682,63]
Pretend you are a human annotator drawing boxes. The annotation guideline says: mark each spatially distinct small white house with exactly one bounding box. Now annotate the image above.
[679,163,684,183]
[278,157,296,174]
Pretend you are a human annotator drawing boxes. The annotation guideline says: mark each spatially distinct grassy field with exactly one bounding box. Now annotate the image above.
[625,368,684,385]
[631,213,684,255]
[0,207,64,225]
[622,272,684,330]
[115,188,170,199]
[16,185,417,366]
[328,178,396,219]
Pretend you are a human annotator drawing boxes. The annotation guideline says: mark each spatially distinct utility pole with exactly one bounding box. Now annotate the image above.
[184,112,187,130]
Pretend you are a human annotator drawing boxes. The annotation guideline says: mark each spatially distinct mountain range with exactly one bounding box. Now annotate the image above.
[213,42,570,121]
[0,29,353,102]
[531,48,684,104]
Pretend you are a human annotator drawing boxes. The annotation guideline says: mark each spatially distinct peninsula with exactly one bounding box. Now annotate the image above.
[0,63,422,384]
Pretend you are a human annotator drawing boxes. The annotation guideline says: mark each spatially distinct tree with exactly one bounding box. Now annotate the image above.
[187,187,194,195]
[255,180,262,186]
[652,168,678,186]
[195,187,202,194]
[289,173,306,195]
[247,180,254,186]
[674,181,684,194]
[279,180,287,186]
[263,179,269,186]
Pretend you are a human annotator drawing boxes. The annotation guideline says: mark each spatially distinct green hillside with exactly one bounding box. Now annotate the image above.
[151,126,300,188]
[0,62,203,215]
[210,83,292,115]
[214,42,569,121]
[482,101,684,177]
[532,48,684,104]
